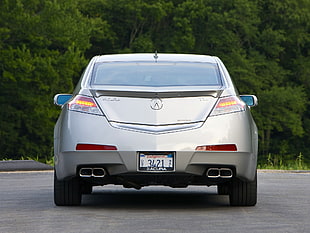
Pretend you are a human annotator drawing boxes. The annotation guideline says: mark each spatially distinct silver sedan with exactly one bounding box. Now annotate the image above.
[53,53,258,206]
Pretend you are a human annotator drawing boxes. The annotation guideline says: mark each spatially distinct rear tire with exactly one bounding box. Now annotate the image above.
[217,183,229,195]
[54,172,82,206]
[81,183,93,194]
[229,171,257,206]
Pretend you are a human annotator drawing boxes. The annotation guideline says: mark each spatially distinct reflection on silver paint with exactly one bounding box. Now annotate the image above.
[54,54,258,184]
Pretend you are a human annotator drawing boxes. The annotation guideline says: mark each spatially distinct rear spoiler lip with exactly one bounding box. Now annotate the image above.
[91,89,223,98]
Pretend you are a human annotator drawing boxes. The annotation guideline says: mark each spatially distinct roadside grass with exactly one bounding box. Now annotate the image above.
[23,156,54,167]
[257,153,310,170]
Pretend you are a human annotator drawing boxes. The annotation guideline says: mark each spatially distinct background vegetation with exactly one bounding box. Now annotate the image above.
[0,0,309,167]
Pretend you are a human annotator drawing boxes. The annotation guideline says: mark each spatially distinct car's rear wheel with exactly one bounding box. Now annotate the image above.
[217,183,230,195]
[54,172,82,206]
[81,183,93,194]
[229,171,257,206]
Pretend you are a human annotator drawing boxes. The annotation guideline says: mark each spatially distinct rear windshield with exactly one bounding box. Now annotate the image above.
[91,62,222,87]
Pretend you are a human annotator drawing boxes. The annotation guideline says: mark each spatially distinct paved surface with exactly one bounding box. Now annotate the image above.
[0,160,53,171]
[0,171,309,233]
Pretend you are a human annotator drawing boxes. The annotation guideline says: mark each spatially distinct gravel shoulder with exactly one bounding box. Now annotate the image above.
[0,160,53,172]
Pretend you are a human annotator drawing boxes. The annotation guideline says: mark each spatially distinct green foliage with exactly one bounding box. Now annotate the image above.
[0,0,91,159]
[0,0,309,167]
[258,153,309,170]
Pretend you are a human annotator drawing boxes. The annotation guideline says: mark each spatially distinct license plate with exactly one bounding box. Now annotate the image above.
[138,152,175,172]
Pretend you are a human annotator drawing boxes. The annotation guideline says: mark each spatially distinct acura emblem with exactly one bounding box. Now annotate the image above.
[150,98,163,110]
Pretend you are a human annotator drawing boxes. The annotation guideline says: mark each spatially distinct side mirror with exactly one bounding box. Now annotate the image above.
[54,94,72,106]
[240,95,258,107]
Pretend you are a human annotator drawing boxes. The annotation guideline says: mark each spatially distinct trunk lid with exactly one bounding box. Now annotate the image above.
[92,89,222,126]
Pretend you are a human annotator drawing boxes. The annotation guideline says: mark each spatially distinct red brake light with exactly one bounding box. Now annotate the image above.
[210,96,245,116]
[68,96,103,115]
[218,99,238,108]
[75,99,97,107]
[76,144,117,151]
[196,144,237,151]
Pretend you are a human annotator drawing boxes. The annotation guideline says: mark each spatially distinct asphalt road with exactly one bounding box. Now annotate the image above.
[0,160,53,171]
[0,171,309,233]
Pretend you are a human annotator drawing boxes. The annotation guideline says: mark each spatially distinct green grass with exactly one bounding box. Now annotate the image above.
[257,153,310,170]
[23,156,54,167]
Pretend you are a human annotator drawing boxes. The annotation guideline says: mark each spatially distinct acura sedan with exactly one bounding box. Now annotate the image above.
[54,53,258,206]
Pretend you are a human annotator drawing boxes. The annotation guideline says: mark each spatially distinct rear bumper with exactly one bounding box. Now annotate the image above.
[55,150,257,182]
[54,109,257,184]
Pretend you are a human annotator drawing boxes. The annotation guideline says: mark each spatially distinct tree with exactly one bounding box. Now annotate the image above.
[0,0,91,159]
[1,0,309,164]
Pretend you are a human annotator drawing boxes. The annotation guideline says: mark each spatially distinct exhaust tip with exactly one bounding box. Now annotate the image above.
[79,168,93,178]
[219,168,233,178]
[206,168,233,178]
[207,168,220,178]
[92,168,106,177]
[79,168,107,178]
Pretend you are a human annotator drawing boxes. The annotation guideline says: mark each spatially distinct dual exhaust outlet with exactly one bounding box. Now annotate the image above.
[206,168,233,178]
[79,168,106,178]
[79,167,232,178]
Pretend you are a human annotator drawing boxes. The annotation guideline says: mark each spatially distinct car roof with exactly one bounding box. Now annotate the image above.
[93,53,219,63]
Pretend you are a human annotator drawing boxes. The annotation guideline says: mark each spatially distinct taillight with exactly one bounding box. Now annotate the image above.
[196,144,237,151]
[68,96,103,115]
[76,144,117,150]
[210,96,246,116]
